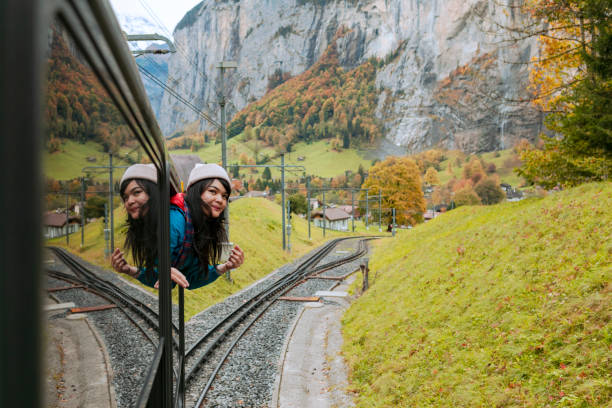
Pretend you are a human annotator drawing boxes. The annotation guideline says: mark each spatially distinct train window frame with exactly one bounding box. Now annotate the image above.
[1,0,178,407]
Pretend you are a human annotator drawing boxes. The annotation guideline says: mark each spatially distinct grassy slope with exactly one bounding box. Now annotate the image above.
[437,149,524,187]
[44,139,139,181]
[175,142,523,184]
[342,182,611,407]
[171,138,374,179]
[49,197,373,319]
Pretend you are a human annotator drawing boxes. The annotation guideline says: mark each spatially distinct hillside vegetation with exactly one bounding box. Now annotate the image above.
[49,197,365,319]
[343,182,611,407]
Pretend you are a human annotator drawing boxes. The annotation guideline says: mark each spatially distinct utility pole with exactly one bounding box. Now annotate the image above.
[82,155,128,258]
[379,190,382,232]
[287,199,291,253]
[65,191,69,246]
[217,60,237,242]
[281,153,286,250]
[109,153,114,253]
[80,177,86,247]
[306,177,311,240]
[365,189,369,230]
[124,33,176,55]
[104,203,109,257]
[322,190,326,237]
[228,160,304,252]
[351,190,355,232]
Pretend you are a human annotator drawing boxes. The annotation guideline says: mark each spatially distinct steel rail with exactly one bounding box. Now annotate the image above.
[190,237,373,405]
[47,247,180,348]
[183,238,346,385]
[48,247,175,327]
[46,269,158,345]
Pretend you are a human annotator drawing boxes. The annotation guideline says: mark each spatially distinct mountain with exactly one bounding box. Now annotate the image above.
[158,0,543,154]
[115,14,171,119]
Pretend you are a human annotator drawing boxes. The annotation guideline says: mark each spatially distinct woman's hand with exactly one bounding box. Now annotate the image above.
[218,244,244,274]
[111,248,137,277]
[154,267,189,289]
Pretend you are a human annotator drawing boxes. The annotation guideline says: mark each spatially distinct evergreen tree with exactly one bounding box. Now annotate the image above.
[262,166,272,181]
[288,193,308,215]
[231,163,240,179]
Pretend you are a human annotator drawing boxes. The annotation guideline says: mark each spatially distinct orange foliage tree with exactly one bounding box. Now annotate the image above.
[361,157,426,225]
[516,0,612,186]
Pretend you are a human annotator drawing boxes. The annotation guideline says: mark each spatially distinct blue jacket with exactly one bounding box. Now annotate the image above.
[136,204,221,289]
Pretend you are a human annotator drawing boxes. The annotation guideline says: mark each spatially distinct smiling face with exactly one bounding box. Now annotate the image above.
[200,179,228,218]
[122,180,150,219]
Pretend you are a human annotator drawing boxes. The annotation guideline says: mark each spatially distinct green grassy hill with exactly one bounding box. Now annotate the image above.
[44,139,140,181]
[49,196,375,319]
[171,137,374,179]
[437,149,524,187]
[342,182,611,407]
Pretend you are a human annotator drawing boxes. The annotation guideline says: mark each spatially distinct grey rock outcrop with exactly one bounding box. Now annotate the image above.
[158,0,542,153]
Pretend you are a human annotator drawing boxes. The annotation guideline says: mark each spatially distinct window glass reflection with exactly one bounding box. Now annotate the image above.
[43,19,155,408]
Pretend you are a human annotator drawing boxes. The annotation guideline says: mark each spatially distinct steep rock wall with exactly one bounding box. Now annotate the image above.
[159,0,541,153]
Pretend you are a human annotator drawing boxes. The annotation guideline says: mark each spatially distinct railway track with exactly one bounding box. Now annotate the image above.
[182,237,372,407]
[46,246,182,347]
[44,238,374,407]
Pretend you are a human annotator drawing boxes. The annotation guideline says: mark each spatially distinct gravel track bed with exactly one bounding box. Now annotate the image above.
[43,237,370,408]
[188,238,369,407]
[45,250,166,408]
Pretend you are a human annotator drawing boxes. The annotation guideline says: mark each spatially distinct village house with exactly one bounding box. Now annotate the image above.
[337,205,360,219]
[43,212,81,239]
[500,183,524,201]
[308,198,320,210]
[423,209,442,221]
[243,190,268,198]
[312,207,351,231]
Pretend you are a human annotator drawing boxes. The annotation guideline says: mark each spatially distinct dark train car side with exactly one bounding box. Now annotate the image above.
[1,1,181,407]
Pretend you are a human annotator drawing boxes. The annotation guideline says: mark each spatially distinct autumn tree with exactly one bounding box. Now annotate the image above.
[432,185,452,208]
[454,186,481,207]
[474,177,505,205]
[514,0,612,186]
[239,152,250,165]
[361,156,426,225]
[424,167,440,186]
[226,31,382,149]
[462,156,486,184]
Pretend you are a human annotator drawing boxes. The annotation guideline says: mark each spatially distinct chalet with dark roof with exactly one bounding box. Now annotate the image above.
[312,207,351,231]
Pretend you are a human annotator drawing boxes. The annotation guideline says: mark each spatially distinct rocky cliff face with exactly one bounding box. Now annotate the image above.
[159,0,542,153]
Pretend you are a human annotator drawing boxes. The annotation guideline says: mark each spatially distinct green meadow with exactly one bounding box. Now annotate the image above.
[48,196,377,320]
[170,137,374,179]
[44,139,142,181]
[437,149,524,187]
[342,182,611,407]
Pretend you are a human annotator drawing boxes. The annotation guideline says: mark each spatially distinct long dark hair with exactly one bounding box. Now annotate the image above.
[184,178,229,275]
[120,178,159,273]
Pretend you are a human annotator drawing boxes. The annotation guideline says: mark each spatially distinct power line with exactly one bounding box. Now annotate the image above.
[138,64,222,130]
[137,0,211,87]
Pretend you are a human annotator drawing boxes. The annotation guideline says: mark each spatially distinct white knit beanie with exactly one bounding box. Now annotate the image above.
[120,163,157,186]
[187,163,231,191]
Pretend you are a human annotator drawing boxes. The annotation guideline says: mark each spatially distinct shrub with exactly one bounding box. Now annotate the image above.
[474,178,505,205]
[454,186,481,206]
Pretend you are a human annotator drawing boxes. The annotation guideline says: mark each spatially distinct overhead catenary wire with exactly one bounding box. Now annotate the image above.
[136,0,213,87]
[138,64,222,130]
[140,53,216,114]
